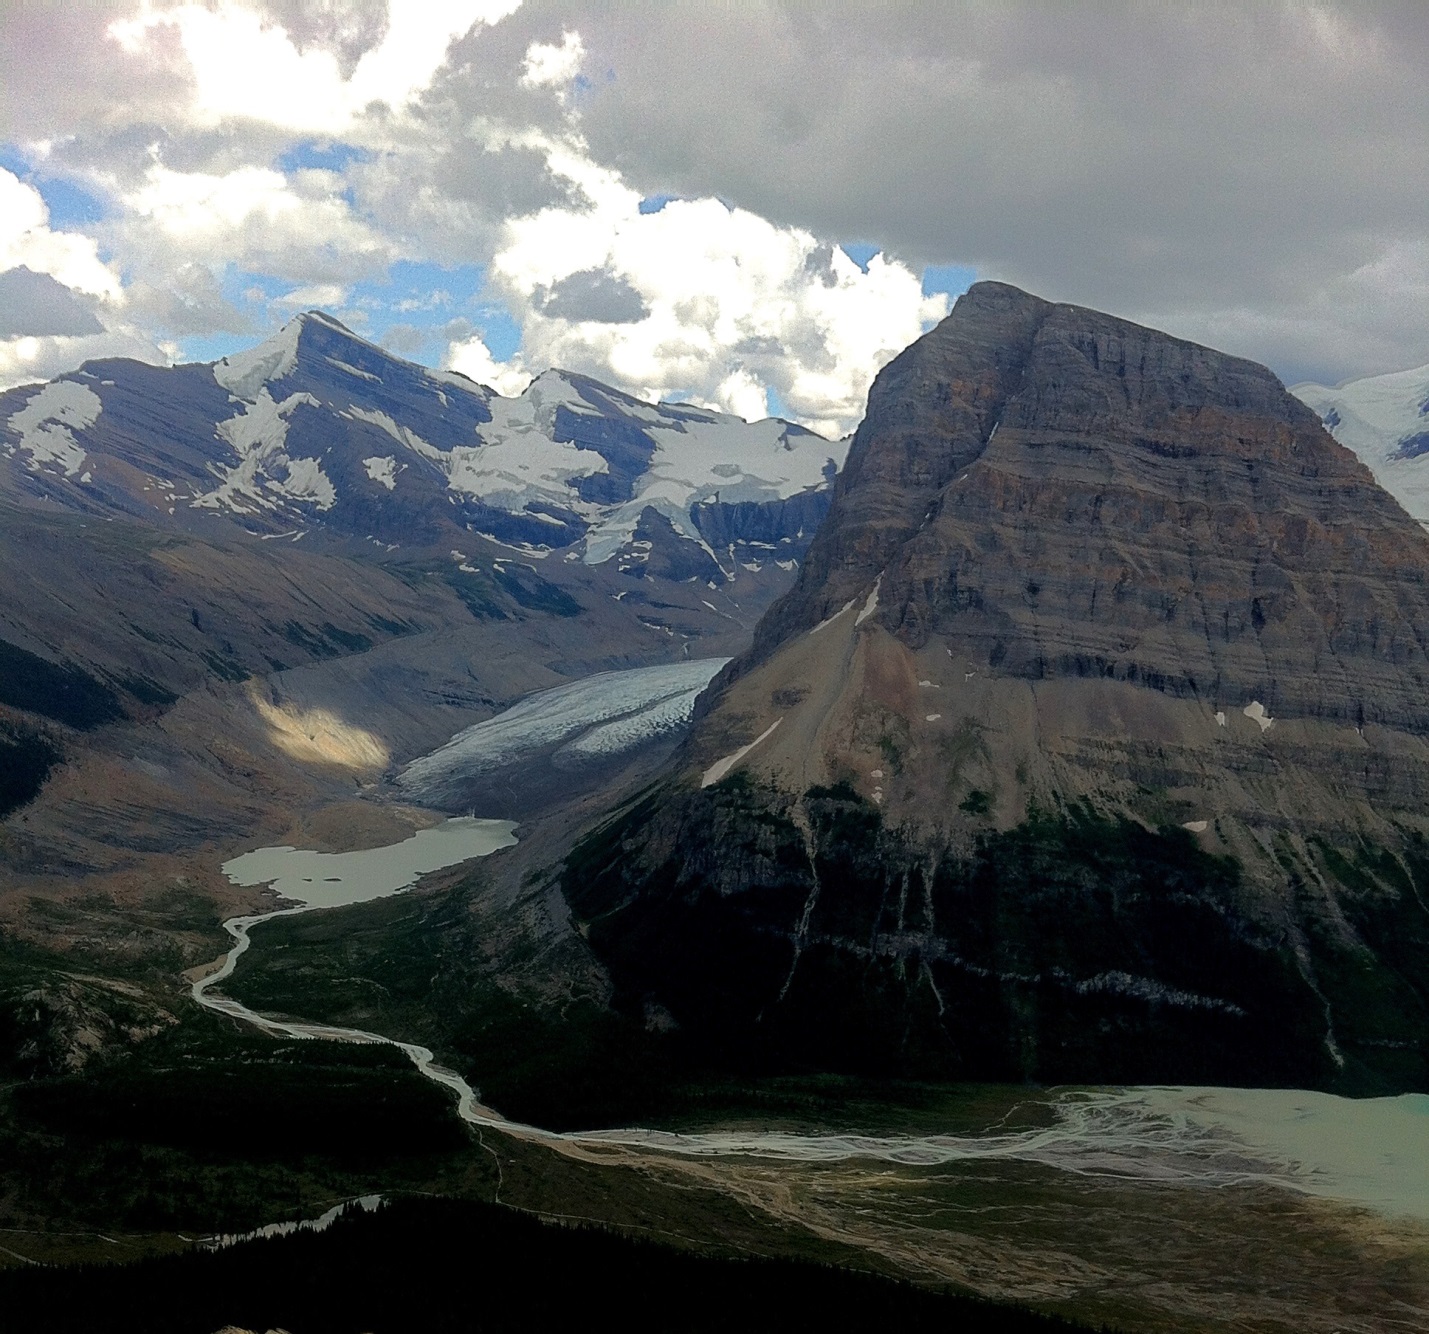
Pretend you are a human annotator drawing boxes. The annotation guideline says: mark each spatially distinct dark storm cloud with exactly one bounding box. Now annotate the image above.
[0,268,104,338]
[492,0,1429,384]
[540,268,649,323]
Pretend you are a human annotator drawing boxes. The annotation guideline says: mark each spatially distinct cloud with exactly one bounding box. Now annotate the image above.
[0,329,168,392]
[118,163,395,282]
[0,170,122,303]
[107,0,524,136]
[7,0,1423,412]
[555,0,1429,385]
[271,282,349,312]
[0,268,105,338]
[541,267,648,323]
[520,30,584,95]
[476,159,945,433]
[381,316,473,354]
[445,330,531,396]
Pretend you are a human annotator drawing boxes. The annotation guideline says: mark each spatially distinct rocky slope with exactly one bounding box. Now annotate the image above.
[563,282,1429,1094]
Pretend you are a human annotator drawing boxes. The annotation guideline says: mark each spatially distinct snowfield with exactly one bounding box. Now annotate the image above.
[5,380,102,477]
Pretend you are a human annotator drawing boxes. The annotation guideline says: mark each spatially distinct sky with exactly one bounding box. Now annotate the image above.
[0,1,1425,437]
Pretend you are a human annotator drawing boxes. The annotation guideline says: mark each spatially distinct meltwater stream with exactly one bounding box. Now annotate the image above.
[195,820,1429,1226]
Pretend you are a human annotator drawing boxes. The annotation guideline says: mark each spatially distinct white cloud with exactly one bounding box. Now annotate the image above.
[445,330,531,397]
[0,170,122,303]
[0,169,158,389]
[271,282,349,311]
[520,30,584,94]
[473,151,945,434]
[111,161,397,301]
[108,0,524,136]
[0,328,168,392]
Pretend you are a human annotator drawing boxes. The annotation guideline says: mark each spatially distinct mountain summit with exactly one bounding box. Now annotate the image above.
[0,312,844,584]
[564,281,1429,1094]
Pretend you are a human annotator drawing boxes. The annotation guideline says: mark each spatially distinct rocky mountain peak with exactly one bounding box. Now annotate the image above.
[745,280,1422,733]
[564,282,1429,1095]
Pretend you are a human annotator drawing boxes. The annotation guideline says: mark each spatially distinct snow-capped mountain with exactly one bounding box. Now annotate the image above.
[1292,363,1429,525]
[0,312,846,583]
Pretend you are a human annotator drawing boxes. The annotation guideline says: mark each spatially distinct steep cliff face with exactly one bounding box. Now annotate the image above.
[564,283,1429,1093]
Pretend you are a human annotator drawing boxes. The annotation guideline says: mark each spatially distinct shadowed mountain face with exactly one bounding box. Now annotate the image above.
[564,283,1429,1095]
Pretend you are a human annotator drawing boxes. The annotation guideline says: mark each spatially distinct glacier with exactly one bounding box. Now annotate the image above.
[399,657,730,799]
[1293,363,1429,525]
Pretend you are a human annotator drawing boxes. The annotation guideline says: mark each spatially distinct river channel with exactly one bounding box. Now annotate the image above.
[195,820,1429,1227]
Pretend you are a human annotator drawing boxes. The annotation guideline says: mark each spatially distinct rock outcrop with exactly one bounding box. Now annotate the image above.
[564,283,1429,1094]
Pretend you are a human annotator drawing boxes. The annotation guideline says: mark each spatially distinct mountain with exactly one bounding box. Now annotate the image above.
[0,311,844,584]
[1293,362,1429,527]
[0,316,845,986]
[562,281,1429,1095]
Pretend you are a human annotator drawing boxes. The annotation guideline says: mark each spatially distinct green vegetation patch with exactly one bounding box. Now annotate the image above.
[222,884,674,1130]
[0,1012,479,1235]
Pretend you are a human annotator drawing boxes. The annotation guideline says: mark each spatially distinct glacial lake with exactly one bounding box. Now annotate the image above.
[220,816,519,909]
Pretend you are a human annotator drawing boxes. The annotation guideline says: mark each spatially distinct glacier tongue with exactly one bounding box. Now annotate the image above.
[400,657,730,798]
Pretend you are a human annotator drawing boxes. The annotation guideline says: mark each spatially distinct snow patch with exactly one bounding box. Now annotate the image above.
[855,574,882,626]
[809,598,857,635]
[1215,711,1227,727]
[925,713,941,722]
[344,406,443,461]
[702,718,782,789]
[327,356,379,382]
[5,380,100,477]
[1183,820,1209,833]
[193,390,334,514]
[1243,701,1274,732]
[363,456,399,490]
[214,318,302,398]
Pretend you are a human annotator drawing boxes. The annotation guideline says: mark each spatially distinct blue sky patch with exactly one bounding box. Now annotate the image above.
[275,140,370,175]
[921,263,977,302]
[174,259,525,369]
[840,243,879,273]
[1,145,108,227]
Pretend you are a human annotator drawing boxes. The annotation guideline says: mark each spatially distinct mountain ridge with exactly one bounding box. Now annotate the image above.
[0,311,846,585]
